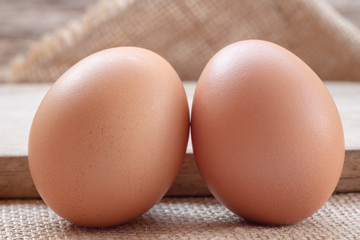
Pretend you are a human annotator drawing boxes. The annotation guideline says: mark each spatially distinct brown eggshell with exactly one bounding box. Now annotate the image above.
[28,47,189,227]
[191,40,345,225]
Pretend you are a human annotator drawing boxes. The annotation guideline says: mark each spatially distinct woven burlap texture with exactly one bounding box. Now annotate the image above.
[1,194,360,239]
[7,0,360,83]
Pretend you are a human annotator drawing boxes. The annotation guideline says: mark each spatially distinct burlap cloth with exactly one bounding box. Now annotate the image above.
[6,0,360,82]
[0,194,359,239]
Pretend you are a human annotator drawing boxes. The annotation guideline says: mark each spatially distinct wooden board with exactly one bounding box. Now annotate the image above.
[0,81,359,198]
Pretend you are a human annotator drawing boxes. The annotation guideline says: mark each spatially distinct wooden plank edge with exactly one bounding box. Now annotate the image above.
[0,156,39,198]
[1,150,359,199]
[335,150,360,192]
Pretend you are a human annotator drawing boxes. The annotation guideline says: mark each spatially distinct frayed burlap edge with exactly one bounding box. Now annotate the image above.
[7,0,134,82]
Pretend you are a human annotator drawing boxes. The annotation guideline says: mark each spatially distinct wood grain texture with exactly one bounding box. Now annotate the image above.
[0,81,359,198]
[1,0,360,82]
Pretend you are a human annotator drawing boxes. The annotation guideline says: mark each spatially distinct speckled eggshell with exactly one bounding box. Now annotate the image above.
[191,40,345,225]
[28,47,189,227]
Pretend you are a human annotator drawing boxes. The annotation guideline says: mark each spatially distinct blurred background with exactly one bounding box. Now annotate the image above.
[1,0,360,83]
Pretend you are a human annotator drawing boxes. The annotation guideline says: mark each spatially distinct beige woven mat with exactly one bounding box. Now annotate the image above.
[1,194,359,239]
[6,0,360,83]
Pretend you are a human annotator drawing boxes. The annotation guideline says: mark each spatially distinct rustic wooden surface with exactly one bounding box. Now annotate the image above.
[0,81,359,198]
[1,0,360,82]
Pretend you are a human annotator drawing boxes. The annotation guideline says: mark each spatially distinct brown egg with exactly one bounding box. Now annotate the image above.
[191,40,344,225]
[28,47,189,227]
